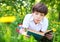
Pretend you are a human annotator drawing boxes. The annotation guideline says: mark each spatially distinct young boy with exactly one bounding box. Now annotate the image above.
[20,2,53,42]
[23,2,48,32]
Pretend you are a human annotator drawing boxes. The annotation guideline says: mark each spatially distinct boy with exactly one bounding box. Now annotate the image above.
[20,2,53,42]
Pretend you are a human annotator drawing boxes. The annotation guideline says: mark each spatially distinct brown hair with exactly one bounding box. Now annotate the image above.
[32,2,48,15]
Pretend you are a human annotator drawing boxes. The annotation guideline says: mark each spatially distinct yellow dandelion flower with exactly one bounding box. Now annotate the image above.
[0,16,16,23]
[52,28,56,32]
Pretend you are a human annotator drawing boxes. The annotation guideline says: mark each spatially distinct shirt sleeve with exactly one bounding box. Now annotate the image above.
[22,14,30,28]
[41,18,48,32]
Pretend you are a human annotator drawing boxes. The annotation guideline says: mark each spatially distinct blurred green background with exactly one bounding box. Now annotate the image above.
[0,0,60,42]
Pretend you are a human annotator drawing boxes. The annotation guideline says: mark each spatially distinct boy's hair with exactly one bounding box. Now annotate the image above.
[32,2,48,15]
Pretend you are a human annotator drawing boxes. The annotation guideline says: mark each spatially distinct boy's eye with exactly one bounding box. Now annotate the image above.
[40,14,44,16]
[35,13,39,15]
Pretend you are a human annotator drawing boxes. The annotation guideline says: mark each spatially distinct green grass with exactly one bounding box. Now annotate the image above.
[0,21,60,42]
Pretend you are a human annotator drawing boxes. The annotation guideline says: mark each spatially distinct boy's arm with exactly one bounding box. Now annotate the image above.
[19,14,30,35]
[41,18,48,32]
[19,28,44,36]
[22,14,29,28]
[27,29,45,36]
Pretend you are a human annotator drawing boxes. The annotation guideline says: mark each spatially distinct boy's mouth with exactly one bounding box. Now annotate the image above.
[36,20,41,23]
[36,19,41,21]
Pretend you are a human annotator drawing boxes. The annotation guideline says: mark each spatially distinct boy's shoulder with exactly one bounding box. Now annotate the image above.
[44,17,48,21]
[42,17,48,23]
[25,14,32,17]
[25,14,32,19]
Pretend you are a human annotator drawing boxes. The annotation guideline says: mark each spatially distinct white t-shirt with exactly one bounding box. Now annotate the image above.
[22,14,48,32]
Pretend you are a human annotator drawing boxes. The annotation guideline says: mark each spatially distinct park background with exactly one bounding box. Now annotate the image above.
[0,0,60,42]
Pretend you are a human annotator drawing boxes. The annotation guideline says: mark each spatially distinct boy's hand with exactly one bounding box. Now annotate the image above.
[45,32,53,40]
[19,29,25,33]
[19,28,27,35]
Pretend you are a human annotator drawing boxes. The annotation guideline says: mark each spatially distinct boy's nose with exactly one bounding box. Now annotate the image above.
[37,15,40,18]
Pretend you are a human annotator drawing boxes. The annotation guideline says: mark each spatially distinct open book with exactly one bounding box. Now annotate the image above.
[18,28,53,41]
[27,29,53,40]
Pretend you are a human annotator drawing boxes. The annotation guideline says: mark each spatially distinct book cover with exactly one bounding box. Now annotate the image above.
[27,30,53,41]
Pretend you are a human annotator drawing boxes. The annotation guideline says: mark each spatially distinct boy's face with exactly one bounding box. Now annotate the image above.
[32,11,45,24]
